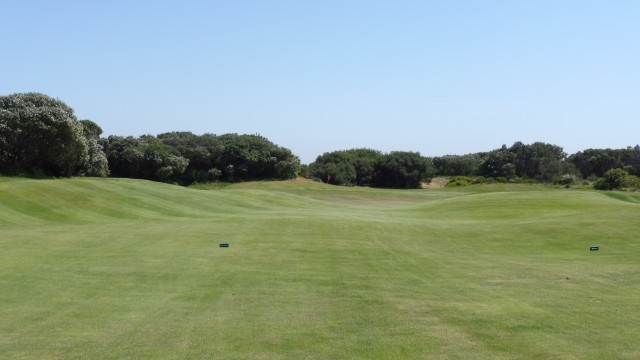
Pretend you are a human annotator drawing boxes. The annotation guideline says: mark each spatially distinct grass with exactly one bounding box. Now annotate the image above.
[1,177,639,359]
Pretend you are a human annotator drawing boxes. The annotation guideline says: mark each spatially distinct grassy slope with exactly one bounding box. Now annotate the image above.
[1,178,639,359]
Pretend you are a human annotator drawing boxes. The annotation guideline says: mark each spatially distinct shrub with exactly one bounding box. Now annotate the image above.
[594,168,629,190]
[445,176,485,187]
[624,175,640,191]
[558,174,578,186]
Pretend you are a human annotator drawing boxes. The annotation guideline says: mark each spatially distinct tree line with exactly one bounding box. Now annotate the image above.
[0,93,299,184]
[308,149,431,188]
[430,142,640,189]
[0,93,109,177]
[100,132,300,184]
[2,92,639,190]
[308,141,640,190]
[308,141,640,189]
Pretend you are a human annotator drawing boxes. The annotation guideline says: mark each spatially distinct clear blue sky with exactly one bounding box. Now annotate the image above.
[2,1,639,163]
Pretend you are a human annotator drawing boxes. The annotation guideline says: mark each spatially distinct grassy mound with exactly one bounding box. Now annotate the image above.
[1,178,639,359]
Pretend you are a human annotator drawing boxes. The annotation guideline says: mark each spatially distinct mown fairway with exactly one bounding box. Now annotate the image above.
[1,178,639,359]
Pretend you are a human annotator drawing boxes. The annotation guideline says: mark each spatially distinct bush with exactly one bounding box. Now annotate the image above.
[514,178,539,184]
[557,174,578,186]
[623,175,640,191]
[594,168,629,190]
[445,176,484,187]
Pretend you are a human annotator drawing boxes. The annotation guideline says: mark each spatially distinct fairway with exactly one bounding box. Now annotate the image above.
[1,178,639,359]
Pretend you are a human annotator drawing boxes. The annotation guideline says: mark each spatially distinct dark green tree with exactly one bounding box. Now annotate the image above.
[79,119,109,177]
[100,136,144,178]
[373,151,429,189]
[0,93,88,176]
[84,139,110,177]
[478,146,516,180]
[138,135,188,181]
[298,164,309,178]
[309,148,382,186]
[309,151,357,185]
[509,141,566,180]
[619,145,640,176]
[79,119,103,141]
[568,148,624,178]
[215,134,299,181]
[117,132,301,184]
[348,148,383,186]
[432,154,484,177]
[157,132,219,183]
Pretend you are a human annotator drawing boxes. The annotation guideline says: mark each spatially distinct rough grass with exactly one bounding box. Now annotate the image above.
[1,178,639,359]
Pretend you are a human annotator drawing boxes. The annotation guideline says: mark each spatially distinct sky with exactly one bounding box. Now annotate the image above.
[2,1,639,163]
